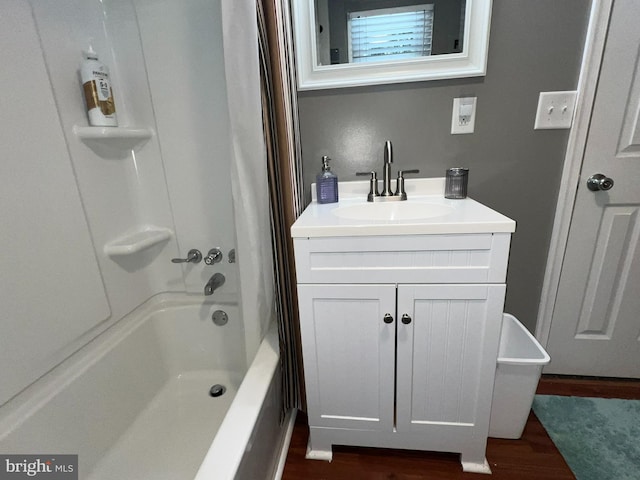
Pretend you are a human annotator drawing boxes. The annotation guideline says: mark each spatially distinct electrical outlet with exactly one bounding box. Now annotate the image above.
[534,91,577,129]
[451,97,477,134]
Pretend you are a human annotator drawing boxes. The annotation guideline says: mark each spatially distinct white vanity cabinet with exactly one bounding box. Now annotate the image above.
[293,232,512,473]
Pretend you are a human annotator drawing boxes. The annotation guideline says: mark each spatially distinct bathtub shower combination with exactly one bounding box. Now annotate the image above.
[0,297,281,479]
[0,0,284,479]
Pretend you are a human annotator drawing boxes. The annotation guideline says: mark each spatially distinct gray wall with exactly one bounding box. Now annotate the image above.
[296,0,591,332]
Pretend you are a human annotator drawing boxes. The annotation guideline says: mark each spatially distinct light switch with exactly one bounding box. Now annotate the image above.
[534,91,577,129]
[451,97,477,134]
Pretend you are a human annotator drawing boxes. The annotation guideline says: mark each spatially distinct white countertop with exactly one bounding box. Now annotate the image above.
[291,178,516,238]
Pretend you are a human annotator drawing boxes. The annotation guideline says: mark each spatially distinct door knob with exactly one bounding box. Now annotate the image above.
[587,173,614,191]
[401,314,412,325]
[383,314,394,324]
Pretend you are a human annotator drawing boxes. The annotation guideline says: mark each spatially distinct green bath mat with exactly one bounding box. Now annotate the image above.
[532,395,640,480]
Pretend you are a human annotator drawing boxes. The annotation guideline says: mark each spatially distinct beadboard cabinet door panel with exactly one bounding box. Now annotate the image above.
[297,284,396,432]
[396,284,505,440]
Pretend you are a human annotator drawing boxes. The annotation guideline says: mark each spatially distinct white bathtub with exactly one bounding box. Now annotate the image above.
[0,294,283,480]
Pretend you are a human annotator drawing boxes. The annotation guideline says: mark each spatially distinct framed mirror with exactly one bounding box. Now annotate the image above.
[291,0,492,90]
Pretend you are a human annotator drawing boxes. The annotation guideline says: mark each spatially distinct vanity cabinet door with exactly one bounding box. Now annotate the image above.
[297,284,396,431]
[395,284,505,441]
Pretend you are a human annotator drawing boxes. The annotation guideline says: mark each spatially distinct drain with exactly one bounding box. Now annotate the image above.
[209,384,226,397]
[212,310,228,326]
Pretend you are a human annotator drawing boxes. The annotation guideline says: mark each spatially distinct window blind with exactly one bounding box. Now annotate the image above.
[349,5,434,63]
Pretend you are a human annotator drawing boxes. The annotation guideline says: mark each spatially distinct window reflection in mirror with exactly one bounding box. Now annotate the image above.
[315,0,466,66]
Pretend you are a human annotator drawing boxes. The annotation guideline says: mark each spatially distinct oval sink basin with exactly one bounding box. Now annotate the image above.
[332,202,454,221]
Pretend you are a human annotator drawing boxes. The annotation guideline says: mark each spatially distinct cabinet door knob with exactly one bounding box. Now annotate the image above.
[383,314,394,324]
[401,314,412,325]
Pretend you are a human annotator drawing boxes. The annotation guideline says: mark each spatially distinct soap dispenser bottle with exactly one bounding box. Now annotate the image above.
[316,156,338,204]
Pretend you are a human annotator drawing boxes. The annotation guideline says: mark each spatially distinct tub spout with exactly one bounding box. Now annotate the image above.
[204,273,225,296]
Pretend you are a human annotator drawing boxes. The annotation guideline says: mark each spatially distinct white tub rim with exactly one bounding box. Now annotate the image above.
[194,320,280,480]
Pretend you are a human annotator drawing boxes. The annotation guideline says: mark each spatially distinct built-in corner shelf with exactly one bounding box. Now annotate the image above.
[104,226,173,257]
[73,125,154,157]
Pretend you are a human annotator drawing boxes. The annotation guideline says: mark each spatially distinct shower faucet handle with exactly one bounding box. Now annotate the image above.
[171,249,202,264]
[204,248,223,265]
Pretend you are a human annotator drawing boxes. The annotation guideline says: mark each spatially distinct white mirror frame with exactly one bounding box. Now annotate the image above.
[292,0,493,91]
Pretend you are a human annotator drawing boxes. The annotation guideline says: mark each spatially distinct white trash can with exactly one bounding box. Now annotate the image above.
[489,313,551,439]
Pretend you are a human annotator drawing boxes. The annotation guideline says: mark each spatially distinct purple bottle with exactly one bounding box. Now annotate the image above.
[316,156,338,204]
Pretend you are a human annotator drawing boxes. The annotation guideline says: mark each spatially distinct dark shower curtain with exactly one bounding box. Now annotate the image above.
[256,0,306,413]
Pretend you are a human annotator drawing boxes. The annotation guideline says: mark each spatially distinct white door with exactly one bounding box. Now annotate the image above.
[297,284,396,431]
[546,0,640,378]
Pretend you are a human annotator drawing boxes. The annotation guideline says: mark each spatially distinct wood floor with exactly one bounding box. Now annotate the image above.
[282,376,640,480]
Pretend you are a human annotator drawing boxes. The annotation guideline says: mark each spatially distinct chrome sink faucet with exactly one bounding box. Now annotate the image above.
[381,140,394,196]
[356,141,420,202]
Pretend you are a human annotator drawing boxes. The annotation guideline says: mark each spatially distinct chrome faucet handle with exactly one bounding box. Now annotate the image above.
[171,249,202,264]
[204,248,223,265]
[395,169,420,200]
[356,171,380,202]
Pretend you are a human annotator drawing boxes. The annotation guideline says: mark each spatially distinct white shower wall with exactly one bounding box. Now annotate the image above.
[0,0,115,407]
[135,0,238,296]
[0,0,269,408]
[30,0,181,316]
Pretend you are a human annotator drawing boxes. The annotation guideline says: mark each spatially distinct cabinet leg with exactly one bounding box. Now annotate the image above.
[460,455,492,474]
[305,429,333,461]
